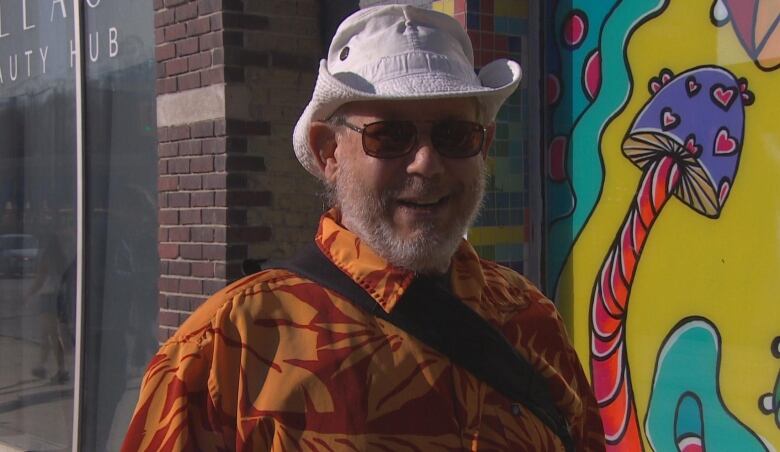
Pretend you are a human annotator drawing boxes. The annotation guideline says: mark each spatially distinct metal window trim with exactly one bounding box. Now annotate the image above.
[71,0,86,450]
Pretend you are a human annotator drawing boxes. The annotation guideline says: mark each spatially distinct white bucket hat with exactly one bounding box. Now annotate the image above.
[293,4,523,179]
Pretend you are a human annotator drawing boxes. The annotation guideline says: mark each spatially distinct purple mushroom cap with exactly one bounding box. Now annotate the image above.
[622,66,749,217]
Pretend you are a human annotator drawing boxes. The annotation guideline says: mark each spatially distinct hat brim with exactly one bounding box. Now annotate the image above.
[293,58,522,179]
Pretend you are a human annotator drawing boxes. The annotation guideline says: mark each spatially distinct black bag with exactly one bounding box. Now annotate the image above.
[259,243,573,451]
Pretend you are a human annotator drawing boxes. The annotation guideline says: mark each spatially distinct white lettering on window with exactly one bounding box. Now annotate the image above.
[0,3,9,38]
[24,49,32,76]
[39,46,47,74]
[109,27,118,57]
[51,0,67,22]
[9,54,17,81]
[89,31,98,62]
[70,39,76,68]
[23,0,36,31]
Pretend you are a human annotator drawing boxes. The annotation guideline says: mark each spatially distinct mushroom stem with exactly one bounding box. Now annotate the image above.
[590,154,682,451]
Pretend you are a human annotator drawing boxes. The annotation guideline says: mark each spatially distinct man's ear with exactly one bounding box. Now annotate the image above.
[309,122,339,182]
[481,122,496,160]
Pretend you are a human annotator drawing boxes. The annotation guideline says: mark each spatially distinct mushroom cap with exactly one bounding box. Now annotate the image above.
[623,66,748,218]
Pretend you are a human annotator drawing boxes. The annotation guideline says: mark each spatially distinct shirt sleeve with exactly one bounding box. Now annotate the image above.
[501,280,606,452]
[120,324,234,452]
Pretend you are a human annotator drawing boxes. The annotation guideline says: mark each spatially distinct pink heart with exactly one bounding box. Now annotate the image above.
[686,76,700,96]
[719,180,731,205]
[685,137,701,156]
[711,85,736,110]
[715,128,738,154]
[661,108,680,130]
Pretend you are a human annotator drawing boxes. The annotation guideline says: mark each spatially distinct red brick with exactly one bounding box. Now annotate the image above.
[180,279,203,295]
[191,156,214,173]
[192,262,215,278]
[178,71,201,90]
[169,261,191,276]
[199,32,223,51]
[181,244,203,259]
[156,77,177,95]
[164,23,186,41]
[154,9,175,28]
[169,227,191,242]
[202,208,227,224]
[166,57,189,76]
[191,192,215,208]
[186,17,211,37]
[191,121,214,138]
[177,37,199,57]
[156,43,176,61]
[180,209,202,225]
[159,209,179,225]
[214,227,227,241]
[159,142,178,157]
[168,192,190,207]
[159,277,180,292]
[202,138,225,154]
[202,244,225,260]
[179,140,202,156]
[155,28,165,45]
[169,125,191,141]
[168,157,190,174]
[154,0,164,10]
[158,310,180,327]
[159,243,179,259]
[164,0,189,8]
[175,2,198,22]
[158,127,170,143]
[200,67,224,85]
[188,51,212,71]
[158,191,169,208]
[158,160,168,175]
[158,228,169,242]
[159,176,179,192]
[203,173,226,189]
[180,174,202,190]
[215,190,227,206]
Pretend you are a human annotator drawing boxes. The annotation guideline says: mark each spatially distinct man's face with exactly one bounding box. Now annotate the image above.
[322,97,492,274]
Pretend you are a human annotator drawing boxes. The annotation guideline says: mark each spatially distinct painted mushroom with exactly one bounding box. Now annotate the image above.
[588,66,753,451]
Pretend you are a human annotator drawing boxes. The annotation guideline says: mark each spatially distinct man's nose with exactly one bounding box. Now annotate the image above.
[406,134,444,177]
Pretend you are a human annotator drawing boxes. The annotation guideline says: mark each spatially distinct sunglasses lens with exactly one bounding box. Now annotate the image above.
[362,121,416,158]
[431,121,484,158]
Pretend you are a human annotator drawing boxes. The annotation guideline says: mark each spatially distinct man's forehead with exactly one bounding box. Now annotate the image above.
[337,97,479,120]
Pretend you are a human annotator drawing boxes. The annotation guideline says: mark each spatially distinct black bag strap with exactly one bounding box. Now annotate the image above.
[262,242,573,451]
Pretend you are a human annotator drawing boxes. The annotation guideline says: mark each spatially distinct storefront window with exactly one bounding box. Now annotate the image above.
[0,0,77,449]
[0,0,156,449]
[79,1,157,450]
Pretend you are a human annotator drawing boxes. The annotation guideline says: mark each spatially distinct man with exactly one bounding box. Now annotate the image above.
[123,5,604,451]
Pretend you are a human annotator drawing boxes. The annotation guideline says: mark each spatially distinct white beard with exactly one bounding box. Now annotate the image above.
[330,159,486,274]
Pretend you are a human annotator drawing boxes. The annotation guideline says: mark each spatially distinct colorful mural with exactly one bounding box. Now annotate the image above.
[434,0,532,274]
[549,0,780,449]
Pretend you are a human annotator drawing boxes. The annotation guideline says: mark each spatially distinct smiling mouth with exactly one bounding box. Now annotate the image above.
[396,196,449,210]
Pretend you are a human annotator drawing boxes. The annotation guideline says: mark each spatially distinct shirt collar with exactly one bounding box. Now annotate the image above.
[314,209,486,312]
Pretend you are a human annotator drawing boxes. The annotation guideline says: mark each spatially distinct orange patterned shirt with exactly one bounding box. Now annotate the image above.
[123,210,604,451]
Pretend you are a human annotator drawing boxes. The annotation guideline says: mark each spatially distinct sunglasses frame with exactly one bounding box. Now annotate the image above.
[335,118,487,159]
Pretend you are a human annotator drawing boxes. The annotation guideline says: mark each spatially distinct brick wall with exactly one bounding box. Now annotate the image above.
[154,0,323,339]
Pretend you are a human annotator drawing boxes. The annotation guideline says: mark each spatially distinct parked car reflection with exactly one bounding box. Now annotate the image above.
[0,234,40,277]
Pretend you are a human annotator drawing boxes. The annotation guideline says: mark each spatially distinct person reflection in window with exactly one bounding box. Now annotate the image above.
[27,233,70,385]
